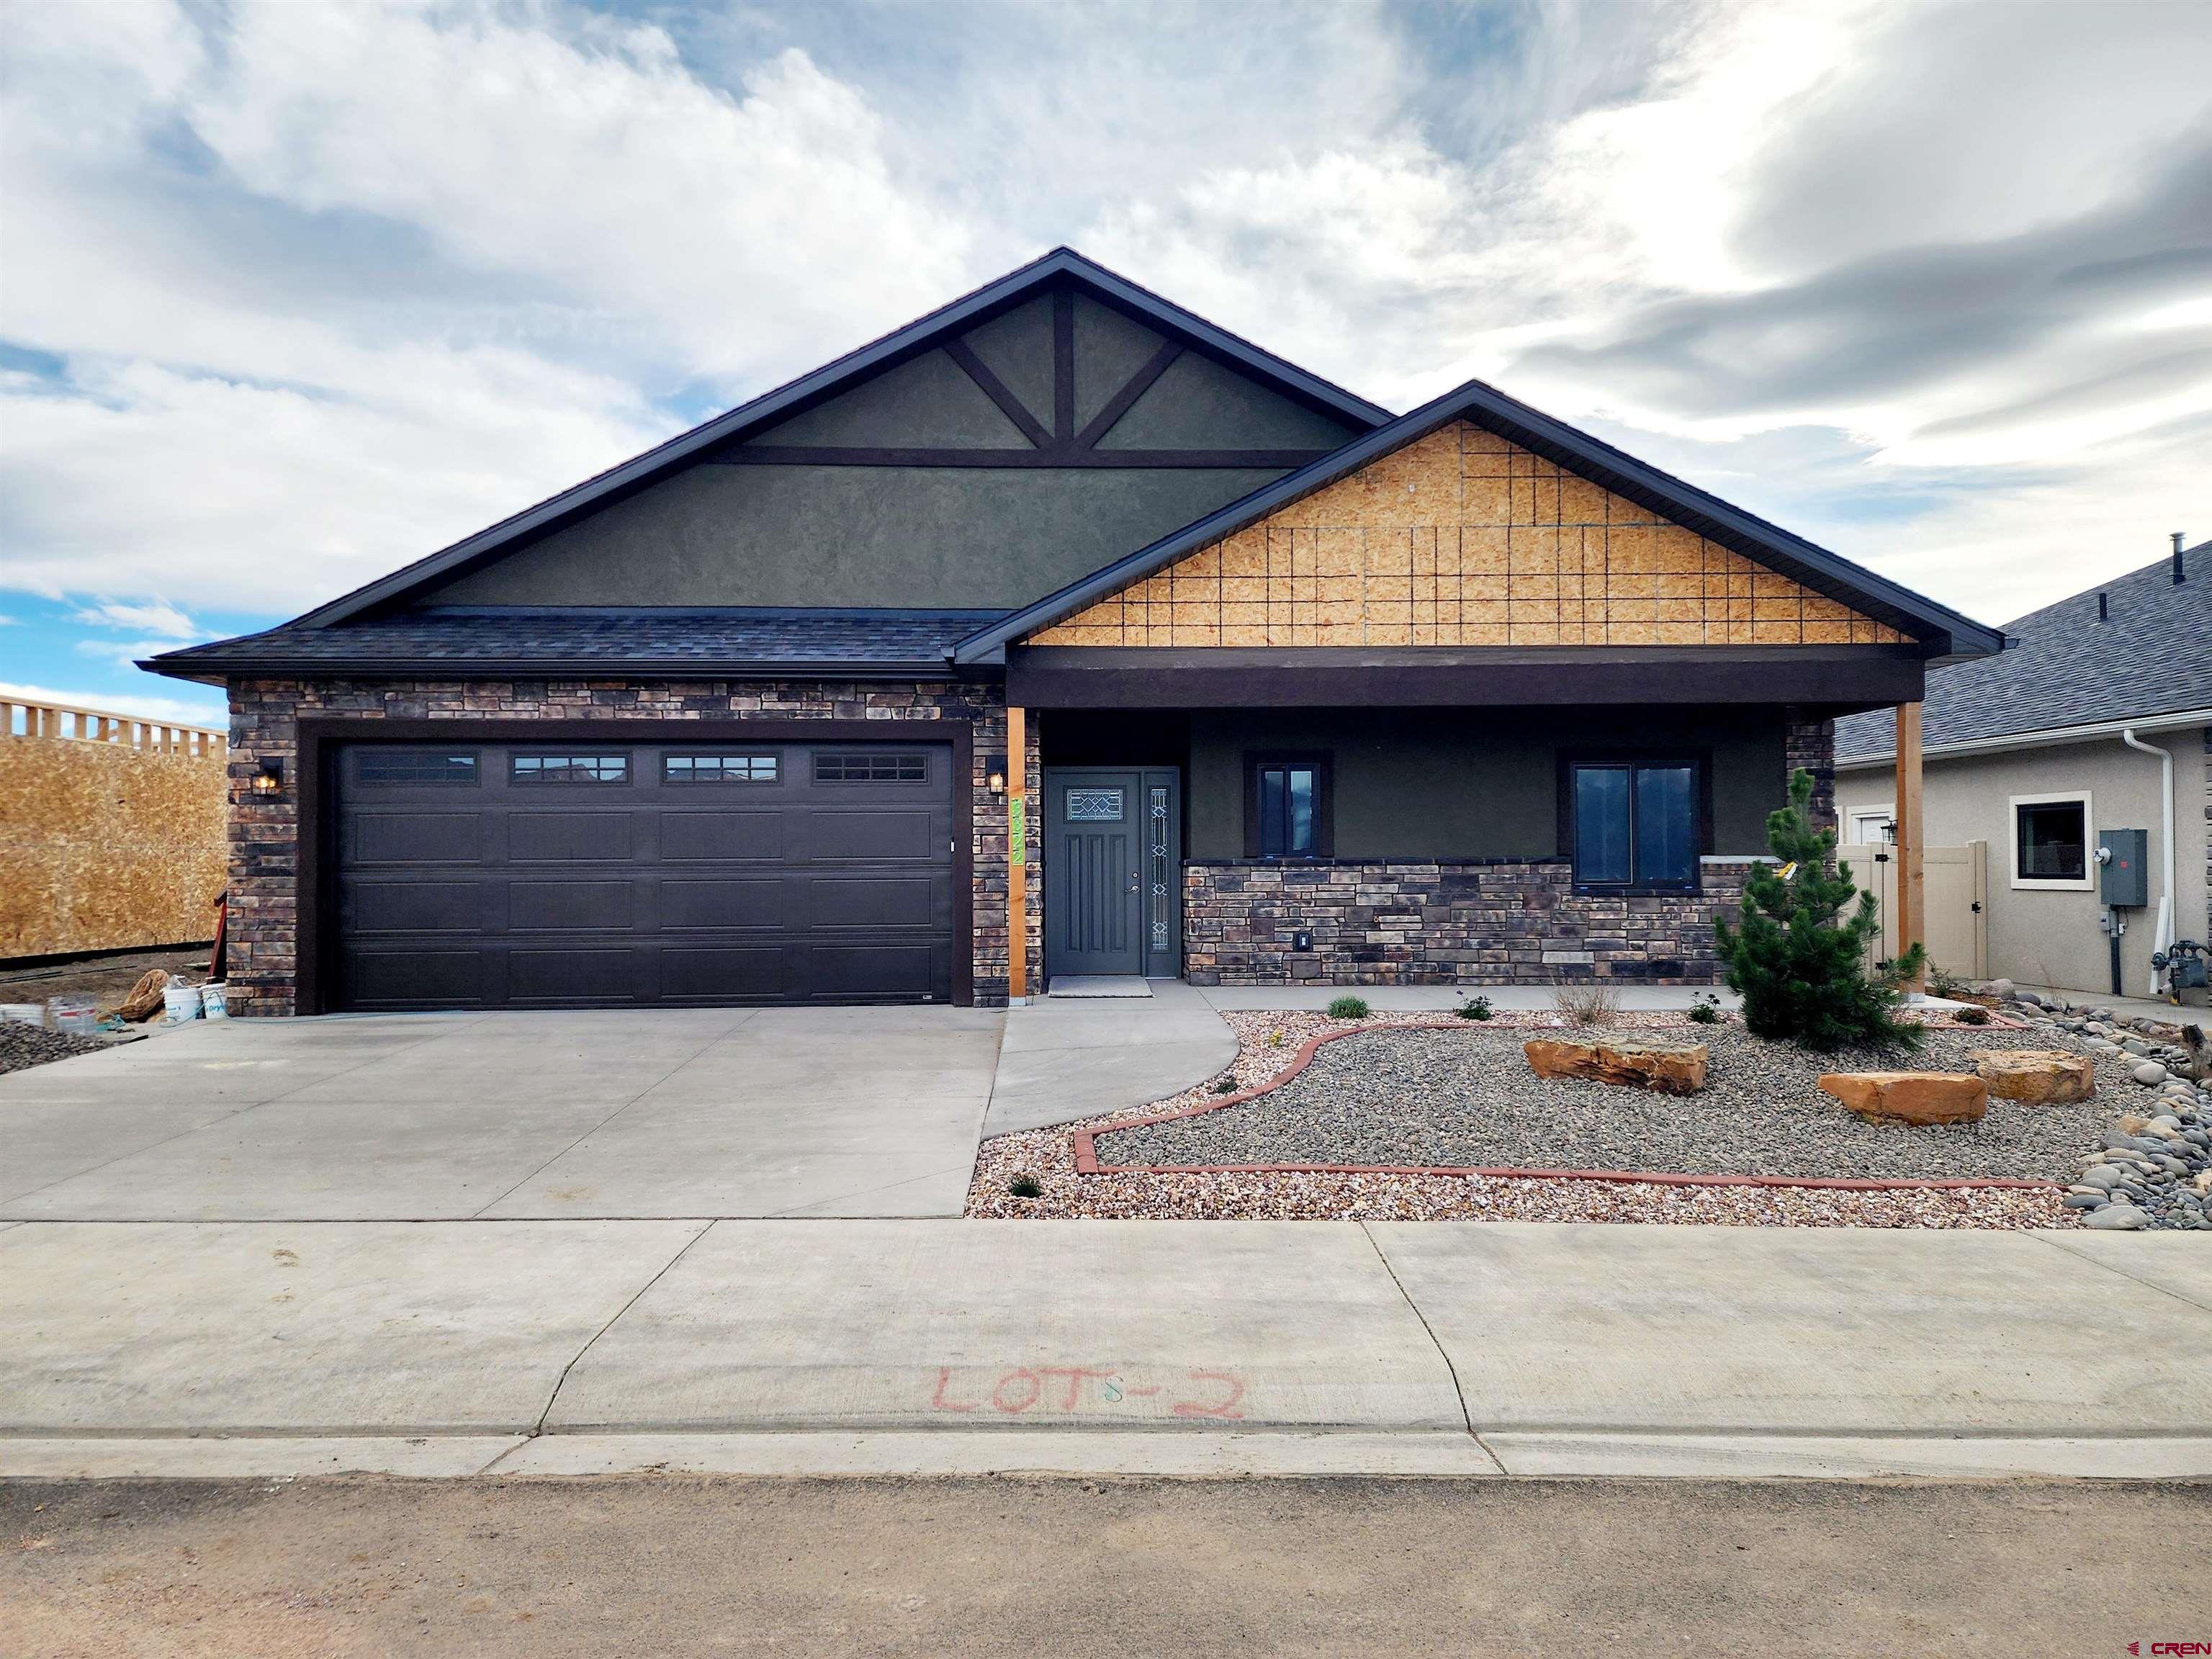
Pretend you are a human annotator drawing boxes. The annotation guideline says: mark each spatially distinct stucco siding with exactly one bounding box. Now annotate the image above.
[1184,707,1788,862]
[1835,727,2210,996]
[423,464,1292,611]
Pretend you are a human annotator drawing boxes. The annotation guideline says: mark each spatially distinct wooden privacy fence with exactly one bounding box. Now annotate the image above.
[0,697,230,959]
[1836,840,1989,981]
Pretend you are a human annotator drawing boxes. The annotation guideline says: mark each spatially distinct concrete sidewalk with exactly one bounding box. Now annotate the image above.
[4,1220,2208,1481]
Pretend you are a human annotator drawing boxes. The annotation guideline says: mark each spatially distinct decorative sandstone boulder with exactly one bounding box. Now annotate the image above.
[1974,1049,2095,1105]
[1817,1072,1987,1126]
[1524,1037,1709,1094]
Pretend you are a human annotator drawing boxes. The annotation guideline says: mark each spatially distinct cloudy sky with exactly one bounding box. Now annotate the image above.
[4,0,2208,724]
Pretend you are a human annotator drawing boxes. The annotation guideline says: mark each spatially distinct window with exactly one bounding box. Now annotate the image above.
[665,753,777,783]
[814,752,927,783]
[511,753,628,784]
[2011,791,2092,889]
[1847,809,1895,846]
[359,750,477,786]
[1064,787,1125,822]
[1568,761,1699,891]
[1245,755,1331,859]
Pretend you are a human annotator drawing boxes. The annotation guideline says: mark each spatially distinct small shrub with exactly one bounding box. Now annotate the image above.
[1552,984,1619,1027]
[1953,1004,1991,1025]
[1686,992,1722,1025]
[1714,768,1921,1053]
[1455,994,1493,1021]
[1267,1028,1285,1048]
[1210,1075,1240,1094]
[1925,963,1971,1000]
[1327,995,1371,1020]
[1007,1172,1042,1199]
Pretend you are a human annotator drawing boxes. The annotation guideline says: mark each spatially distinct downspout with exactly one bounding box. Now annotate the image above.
[2119,727,2176,997]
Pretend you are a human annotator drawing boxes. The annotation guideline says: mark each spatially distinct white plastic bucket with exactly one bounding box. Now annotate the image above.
[50,995,99,1035]
[199,983,229,1020]
[161,984,203,1025]
[1,1003,44,1028]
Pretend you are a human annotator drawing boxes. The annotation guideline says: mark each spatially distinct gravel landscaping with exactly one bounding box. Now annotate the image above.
[0,1021,108,1076]
[1092,1020,2125,1182]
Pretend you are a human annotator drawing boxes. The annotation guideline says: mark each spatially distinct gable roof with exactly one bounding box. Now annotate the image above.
[1834,541,2212,763]
[143,608,1001,684]
[287,248,1392,629]
[955,374,2007,665]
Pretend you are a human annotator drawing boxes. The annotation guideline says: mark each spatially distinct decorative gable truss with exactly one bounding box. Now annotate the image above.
[1028,421,1910,649]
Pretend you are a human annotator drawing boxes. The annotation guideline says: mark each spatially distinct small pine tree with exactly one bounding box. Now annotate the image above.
[1714,768,1920,1052]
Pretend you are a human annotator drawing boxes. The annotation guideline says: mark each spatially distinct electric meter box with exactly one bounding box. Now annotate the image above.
[2098,828,2149,908]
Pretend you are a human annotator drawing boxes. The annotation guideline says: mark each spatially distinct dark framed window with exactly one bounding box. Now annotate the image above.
[814,752,927,783]
[665,753,778,783]
[2013,796,2090,886]
[1244,754,1331,859]
[359,750,477,786]
[511,753,628,784]
[1564,758,1702,891]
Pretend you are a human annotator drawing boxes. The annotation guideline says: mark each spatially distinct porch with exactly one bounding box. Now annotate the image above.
[1015,701,1841,992]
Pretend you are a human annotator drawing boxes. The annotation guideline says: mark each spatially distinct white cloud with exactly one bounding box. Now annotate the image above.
[180,6,970,385]
[70,601,203,639]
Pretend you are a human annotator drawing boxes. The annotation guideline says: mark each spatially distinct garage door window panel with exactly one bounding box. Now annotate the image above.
[512,754,630,784]
[665,754,778,783]
[814,752,928,783]
[357,750,479,786]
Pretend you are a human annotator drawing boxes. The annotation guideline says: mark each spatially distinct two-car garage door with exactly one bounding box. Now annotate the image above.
[331,738,958,1010]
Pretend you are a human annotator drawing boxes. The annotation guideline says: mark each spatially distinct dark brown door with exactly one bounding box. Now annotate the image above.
[330,739,956,1009]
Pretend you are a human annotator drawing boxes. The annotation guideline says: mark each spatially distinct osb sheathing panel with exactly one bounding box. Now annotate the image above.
[0,737,228,958]
[1029,421,1911,648]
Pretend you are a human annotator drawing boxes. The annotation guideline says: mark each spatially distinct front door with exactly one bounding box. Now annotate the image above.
[1043,768,1181,979]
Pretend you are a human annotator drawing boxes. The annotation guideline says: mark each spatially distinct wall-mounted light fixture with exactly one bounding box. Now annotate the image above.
[251,756,285,796]
[985,754,1009,796]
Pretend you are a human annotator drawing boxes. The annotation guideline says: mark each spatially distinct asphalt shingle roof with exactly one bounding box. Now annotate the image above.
[145,609,1005,679]
[1834,544,2212,762]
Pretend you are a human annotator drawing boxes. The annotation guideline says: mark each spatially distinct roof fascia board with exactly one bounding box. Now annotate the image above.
[956,379,2006,664]
[291,250,1391,631]
[1835,706,2212,768]
[138,652,973,682]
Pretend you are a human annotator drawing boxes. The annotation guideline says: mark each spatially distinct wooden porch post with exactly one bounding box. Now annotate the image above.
[1893,701,1925,993]
[1007,704,1029,1003]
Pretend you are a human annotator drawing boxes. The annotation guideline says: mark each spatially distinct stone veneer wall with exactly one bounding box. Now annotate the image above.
[1182,858,1758,986]
[225,677,1039,1016]
[1784,709,1838,835]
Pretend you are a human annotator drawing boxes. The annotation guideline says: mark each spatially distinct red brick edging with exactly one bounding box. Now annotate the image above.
[1070,1018,2060,1193]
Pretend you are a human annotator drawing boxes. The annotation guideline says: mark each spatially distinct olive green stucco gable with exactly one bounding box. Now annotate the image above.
[421,464,1295,610]
[409,273,1372,616]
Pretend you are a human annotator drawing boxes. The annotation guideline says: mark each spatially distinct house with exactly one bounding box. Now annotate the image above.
[1834,541,2211,1002]
[146,248,2002,1015]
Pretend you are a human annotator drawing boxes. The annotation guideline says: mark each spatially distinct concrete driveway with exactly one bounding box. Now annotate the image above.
[0,1007,1004,1220]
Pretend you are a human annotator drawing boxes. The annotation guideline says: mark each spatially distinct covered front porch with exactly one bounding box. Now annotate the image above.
[1000,648,1933,997]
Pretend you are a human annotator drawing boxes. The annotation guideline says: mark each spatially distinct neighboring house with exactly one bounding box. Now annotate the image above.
[148,249,2000,1016]
[1834,541,2211,1000]
[1,698,228,960]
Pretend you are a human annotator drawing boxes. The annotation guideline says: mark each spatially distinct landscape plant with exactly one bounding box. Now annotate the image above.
[1455,994,1493,1021]
[1327,995,1371,1020]
[1686,992,1722,1025]
[1552,984,1619,1027]
[1714,768,1920,1052]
